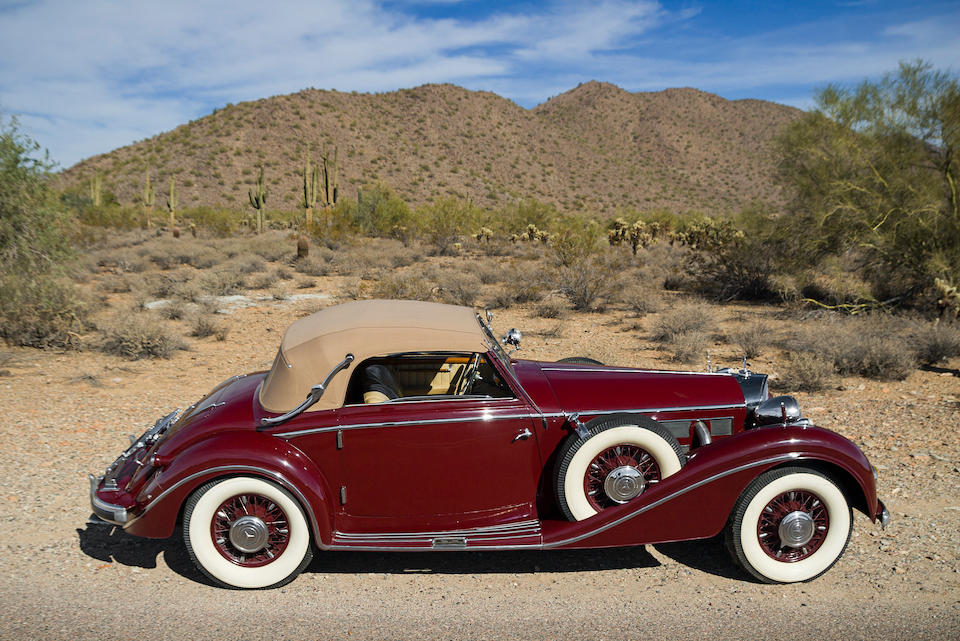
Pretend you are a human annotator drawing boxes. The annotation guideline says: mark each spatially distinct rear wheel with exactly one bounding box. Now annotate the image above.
[555,415,685,521]
[726,466,852,583]
[183,476,313,589]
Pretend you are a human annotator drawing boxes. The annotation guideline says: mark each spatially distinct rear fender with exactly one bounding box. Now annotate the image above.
[544,425,877,549]
[123,431,334,546]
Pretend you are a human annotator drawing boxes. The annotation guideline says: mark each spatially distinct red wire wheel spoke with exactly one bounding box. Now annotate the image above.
[757,489,829,562]
[211,493,290,567]
[583,444,661,511]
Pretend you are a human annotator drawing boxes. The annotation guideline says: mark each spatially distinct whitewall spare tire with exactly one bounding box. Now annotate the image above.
[183,476,314,589]
[555,414,686,521]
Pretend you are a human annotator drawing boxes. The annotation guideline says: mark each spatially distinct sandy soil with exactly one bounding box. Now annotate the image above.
[0,266,958,640]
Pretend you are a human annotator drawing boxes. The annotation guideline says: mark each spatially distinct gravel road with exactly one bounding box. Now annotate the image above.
[1,300,958,640]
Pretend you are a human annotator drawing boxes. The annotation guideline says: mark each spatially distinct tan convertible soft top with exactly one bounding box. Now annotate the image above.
[259,299,489,413]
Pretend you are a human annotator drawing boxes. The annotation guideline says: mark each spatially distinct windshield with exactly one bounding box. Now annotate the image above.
[476,314,514,373]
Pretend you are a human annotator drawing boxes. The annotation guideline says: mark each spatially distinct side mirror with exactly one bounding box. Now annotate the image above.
[502,328,522,349]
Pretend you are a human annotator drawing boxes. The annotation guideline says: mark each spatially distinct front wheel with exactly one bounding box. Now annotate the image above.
[726,466,852,583]
[183,476,314,589]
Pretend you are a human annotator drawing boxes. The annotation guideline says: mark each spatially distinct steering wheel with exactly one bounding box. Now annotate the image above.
[461,354,481,395]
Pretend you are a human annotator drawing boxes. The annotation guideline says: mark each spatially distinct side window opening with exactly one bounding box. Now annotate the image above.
[344,353,514,405]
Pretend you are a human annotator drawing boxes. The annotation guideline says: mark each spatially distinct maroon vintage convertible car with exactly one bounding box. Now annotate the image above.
[90,299,888,589]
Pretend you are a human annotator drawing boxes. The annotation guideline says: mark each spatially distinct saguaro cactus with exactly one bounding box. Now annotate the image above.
[319,146,339,229]
[302,151,319,229]
[142,169,155,229]
[248,165,268,234]
[89,174,102,207]
[166,177,178,234]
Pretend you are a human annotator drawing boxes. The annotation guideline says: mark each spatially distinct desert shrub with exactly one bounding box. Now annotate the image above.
[276,266,293,280]
[651,303,713,342]
[180,245,227,270]
[159,299,187,320]
[170,279,205,303]
[0,275,91,348]
[535,297,566,319]
[371,273,433,301]
[296,277,315,289]
[192,314,228,340]
[198,267,245,296]
[436,272,481,306]
[240,234,290,262]
[780,315,916,381]
[783,352,835,392]
[248,271,279,290]
[554,253,619,312]
[620,285,661,317]
[99,316,184,359]
[910,320,960,365]
[185,207,238,236]
[668,330,711,364]
[830,335,916,380]
[476,262,503,284]
[295,257,330,277]
[270,286,288,301]
[96,274,133,294]
[351,183,413,238]
[415,197,476,256]
[726,322,772,359]
[228,255,267,274]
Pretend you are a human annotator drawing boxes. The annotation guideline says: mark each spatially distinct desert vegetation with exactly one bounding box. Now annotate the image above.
[1,61,958,394]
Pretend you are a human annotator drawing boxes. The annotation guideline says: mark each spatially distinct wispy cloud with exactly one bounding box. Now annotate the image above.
[0,0,957,167]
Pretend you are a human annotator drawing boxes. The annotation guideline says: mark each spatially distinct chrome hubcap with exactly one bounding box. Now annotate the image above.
[229,515,269,553]
[778,510,816,548]
[603,466,646,503]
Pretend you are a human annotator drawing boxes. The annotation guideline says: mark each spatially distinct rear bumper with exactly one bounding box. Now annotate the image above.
[88,475,129,525]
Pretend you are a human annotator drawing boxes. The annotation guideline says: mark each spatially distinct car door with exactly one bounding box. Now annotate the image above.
[335,391,542,533]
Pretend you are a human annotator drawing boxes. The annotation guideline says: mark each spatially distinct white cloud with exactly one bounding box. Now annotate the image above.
[0,0,957,167]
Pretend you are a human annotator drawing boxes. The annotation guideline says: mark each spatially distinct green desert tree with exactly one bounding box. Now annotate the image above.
[777,60,960,306]
[0,113,88,347]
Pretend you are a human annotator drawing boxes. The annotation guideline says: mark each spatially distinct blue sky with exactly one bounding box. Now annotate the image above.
[1,0,957,168]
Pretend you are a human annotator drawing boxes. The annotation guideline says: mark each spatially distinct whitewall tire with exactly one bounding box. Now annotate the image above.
[727,467,852,583]
[183,476,313,589]
[555,415,685,521]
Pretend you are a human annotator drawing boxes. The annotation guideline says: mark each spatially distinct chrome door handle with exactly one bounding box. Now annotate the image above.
[512,428,533,442]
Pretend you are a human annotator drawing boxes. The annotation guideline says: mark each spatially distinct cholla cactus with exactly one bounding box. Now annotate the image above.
[608,217,629,246]
[627,221,652,255]
[248,165,268,234]
[473,227,493,243]
[509,233,520,244]
[935,277,960,319]
[678,218,744,251]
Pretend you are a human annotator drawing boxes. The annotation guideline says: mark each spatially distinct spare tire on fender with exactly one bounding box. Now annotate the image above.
[555,414,686,521]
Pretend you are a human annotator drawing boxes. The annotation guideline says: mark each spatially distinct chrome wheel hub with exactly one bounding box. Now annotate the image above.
[229,515,269,553]
[778,510,816,548]
[603,465,646,503]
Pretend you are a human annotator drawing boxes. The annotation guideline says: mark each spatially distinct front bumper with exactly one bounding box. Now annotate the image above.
[89,474,129,525]
[876,498,890,529]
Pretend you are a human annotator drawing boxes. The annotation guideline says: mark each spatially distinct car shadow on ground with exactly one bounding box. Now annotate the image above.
[78,516,748,584]
[77,517,211,585]
[652,535,753,582]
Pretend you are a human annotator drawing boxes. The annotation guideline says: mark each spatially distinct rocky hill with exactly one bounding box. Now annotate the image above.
[62,81,801,215]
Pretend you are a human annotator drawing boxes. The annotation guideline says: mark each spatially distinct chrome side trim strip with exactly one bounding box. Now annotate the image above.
[543,453,800,548]
[276,412,539,439]
[126,465,324,545]
[537,404,745,419]
[541,367,733,376]
[334,519,541,541]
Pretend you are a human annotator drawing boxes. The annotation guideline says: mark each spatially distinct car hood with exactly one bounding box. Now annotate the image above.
[527,361,747,413]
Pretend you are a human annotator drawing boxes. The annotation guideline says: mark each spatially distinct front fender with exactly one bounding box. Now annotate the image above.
[544,424,878,549]
[123,431,334,546]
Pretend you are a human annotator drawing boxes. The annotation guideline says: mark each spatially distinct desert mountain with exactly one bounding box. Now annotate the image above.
[62,81,801,215]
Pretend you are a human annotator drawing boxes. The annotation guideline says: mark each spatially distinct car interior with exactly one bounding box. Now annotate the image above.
[344,352,514,404]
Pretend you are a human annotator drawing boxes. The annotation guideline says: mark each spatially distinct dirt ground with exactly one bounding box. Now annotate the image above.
[1,251,958,640]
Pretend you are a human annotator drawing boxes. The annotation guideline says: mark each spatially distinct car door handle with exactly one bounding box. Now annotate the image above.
[512,428,532,442]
